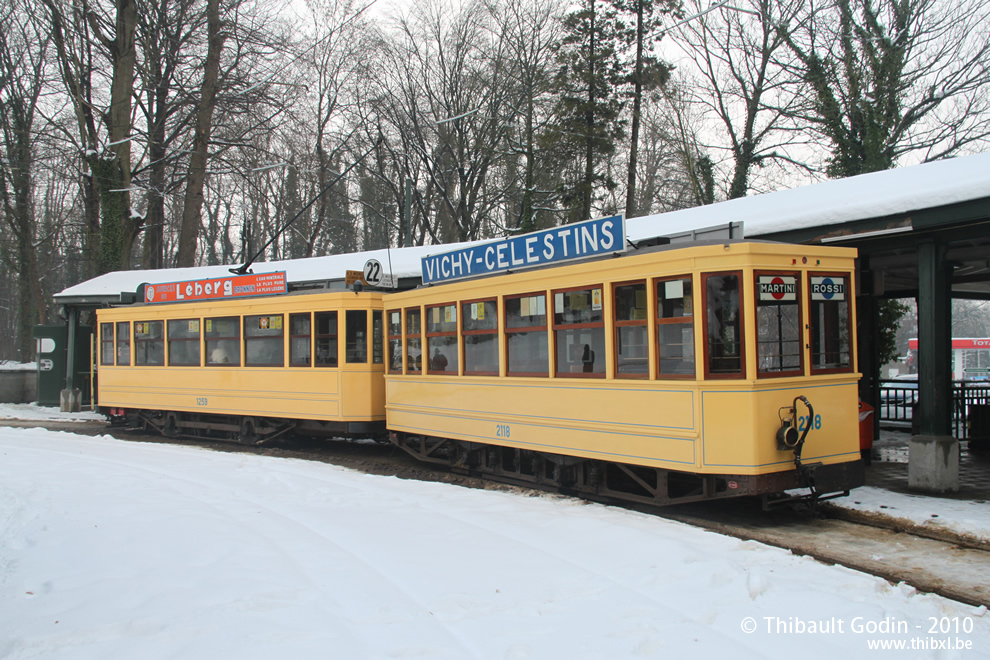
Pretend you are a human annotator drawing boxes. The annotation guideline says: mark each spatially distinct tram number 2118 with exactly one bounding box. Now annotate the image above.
[797,414,823,432]
[495,424,511,438]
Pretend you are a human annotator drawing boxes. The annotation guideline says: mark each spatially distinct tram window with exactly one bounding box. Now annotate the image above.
[553,287,605,377]
[756,274,802,376]
[346,310,368,363]
[387,310,403,373]
[462,299,498,375]
[505,294,548,376]
[426,304,458,374]
[406,308,422,374]
[100,323,114,365]
[205,317,240,366]
[372,311,384,365]
[115,322,131,365]
[289,313,311,366]
[135,321,165,366]
[168,319,201,366]
[314,312,338,367]
[615,282,648,377]
[809,274,852,372]
[657,277,695,378]
[245,315,284,367]
[703,273,744,378]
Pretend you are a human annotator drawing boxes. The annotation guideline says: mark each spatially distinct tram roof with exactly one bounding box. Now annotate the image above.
[55,151,990,306]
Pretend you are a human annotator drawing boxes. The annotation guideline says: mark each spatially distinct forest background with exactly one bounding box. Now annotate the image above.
[2,0,989,362]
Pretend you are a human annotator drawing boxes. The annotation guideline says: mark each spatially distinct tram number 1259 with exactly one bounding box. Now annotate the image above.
[797,414,823,432]
[495,424,511,438]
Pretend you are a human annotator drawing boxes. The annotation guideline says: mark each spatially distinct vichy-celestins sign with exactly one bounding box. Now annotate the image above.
[421,215,626,285]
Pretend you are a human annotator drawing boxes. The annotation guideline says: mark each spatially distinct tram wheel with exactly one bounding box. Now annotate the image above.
[163,412,179,438]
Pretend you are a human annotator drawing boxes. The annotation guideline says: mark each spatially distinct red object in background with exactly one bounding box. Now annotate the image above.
[858,401,875,451]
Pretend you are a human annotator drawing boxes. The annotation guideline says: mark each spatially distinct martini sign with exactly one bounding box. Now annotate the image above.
[758,275,797,302]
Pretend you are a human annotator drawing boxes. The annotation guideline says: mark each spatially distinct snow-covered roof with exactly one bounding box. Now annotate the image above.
[627,151,990,242]
[54,242,483,302]
[56,152,990,302]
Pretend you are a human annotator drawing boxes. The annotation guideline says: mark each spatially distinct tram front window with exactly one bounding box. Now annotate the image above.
[756,274,801,376]
[809,274,852,372]
[346,310,368,363]
[704,273,743,377]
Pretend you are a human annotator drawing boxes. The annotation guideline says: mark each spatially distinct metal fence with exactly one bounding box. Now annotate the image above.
[878,379,990,438]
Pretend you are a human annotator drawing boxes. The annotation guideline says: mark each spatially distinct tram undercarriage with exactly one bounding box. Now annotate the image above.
[107,408,384,445]
[389,432,865,508]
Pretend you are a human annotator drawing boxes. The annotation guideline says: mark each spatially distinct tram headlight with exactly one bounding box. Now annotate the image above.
[776,423,800,450]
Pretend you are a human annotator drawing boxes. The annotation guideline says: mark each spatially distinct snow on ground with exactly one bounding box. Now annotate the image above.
[1,428,987,659]
[0,362,36,371]
[0,403,103,423]
[829,486,990,543]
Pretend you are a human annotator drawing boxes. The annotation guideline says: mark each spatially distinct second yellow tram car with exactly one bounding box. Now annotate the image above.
[383,241,865,505]
[97,290,387,441]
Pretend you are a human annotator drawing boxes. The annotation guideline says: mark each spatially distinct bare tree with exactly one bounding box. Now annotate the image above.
[489,0,567,232]
[0,0,49,359]
[675,0,811,198]
[372,0,521,243]
[781,0,990,176]
[176,0,225,266]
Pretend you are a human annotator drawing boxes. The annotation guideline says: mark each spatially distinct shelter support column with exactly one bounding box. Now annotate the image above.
[856,257,880,421]
[909,239,957,492]
[60,305,82,412]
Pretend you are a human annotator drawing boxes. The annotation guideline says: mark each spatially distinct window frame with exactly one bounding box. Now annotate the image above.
[100,323,115,366]
[115,321,131,366]
[346,309,369,364]
[613,280,649,380]
[134,321,165,366]
[244,314,285,367]
[167,318,202,367]
[754,270,804,379]
[654,275,697,380]
[807,271,855,375]
[552,284,606,379]
[405,307,423,374]
[701,270,746,380]
[372,310,384,365]
[504,292,549,378]
[425,303,458,375]
[313,311,338,368]
[387,309,403,374]
[289,312,312,367]
[205,316,240,366]
[461,297,499,376]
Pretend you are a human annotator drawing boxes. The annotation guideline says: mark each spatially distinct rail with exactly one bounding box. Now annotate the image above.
[878,379,990,439]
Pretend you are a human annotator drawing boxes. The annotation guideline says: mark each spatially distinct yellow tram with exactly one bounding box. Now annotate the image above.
[96,288,386,441]
[383,241,865,505]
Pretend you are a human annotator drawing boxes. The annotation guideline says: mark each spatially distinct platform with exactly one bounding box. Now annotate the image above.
[867,429,990,500]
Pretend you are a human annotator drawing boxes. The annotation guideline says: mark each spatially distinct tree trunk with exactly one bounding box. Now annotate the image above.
[176,0,225,267]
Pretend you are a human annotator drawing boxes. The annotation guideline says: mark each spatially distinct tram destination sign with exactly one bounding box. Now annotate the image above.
[421,214,626,285]
[144,271,287,303]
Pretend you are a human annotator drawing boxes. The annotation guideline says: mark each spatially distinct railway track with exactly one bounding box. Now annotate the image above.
[5,418,989,608]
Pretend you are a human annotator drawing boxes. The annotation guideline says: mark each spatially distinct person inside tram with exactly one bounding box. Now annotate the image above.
[431,347,448,372]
